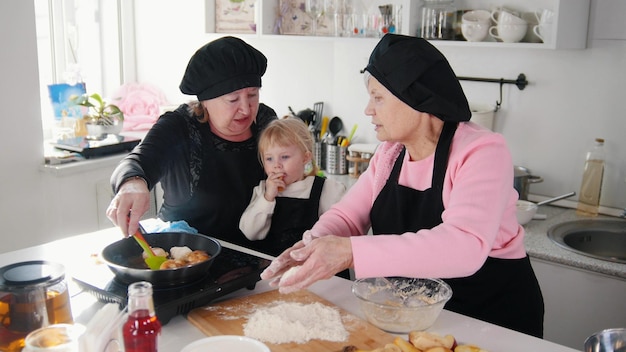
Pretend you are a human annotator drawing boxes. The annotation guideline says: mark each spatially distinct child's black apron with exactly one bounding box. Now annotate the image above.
[259,176,325,257]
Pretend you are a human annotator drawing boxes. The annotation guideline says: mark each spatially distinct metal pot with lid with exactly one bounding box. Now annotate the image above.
[514,166,543,200]
[0,261,73,351]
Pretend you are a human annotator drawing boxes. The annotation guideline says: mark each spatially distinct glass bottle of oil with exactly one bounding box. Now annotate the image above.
[576,138,605,216]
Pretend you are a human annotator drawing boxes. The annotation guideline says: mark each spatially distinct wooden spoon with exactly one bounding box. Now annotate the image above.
[132,227,167,270]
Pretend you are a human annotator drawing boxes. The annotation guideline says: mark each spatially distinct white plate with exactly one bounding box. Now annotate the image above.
[181,335,270,352]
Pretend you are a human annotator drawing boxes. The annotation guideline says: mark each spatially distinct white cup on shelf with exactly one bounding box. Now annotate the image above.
[521,12,541,42]
[462,22,490,42]
[461,10,491,42]
[533,23,553,45]
[462,9,491,24]
[491,8,526,25]
[489,23,527,43]
[534,8,555,26]
[532,8,554,44]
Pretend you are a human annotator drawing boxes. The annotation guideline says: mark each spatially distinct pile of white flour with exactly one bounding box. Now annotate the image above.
[243,301,349,344]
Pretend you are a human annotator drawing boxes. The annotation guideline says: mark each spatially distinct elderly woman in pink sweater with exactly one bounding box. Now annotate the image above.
[261,34,544,338]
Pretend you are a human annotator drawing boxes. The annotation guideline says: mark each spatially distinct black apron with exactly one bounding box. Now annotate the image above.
[256,176,326,257]
[159,128,268,250]
[369,121,544,338]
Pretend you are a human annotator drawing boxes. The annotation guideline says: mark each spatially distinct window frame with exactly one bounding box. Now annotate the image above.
[35,0,136,139]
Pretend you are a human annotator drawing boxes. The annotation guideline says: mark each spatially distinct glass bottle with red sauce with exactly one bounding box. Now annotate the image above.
[123,281,161,352]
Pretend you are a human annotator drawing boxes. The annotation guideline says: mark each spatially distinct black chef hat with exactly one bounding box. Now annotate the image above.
[179,36,267,101]
[364,34,471,122]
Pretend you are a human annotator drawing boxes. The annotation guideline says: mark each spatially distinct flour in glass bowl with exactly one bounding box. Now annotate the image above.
[243,301,349,344]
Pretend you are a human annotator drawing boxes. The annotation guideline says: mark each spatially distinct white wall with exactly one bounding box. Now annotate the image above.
[0,1,50,251]
[133,0,626,211]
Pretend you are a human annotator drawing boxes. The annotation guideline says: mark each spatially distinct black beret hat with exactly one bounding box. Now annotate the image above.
[364,34,471,122]
[179,36,267,101]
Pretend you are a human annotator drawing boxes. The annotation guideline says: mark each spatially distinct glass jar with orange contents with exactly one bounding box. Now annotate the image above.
[0,261,73,352]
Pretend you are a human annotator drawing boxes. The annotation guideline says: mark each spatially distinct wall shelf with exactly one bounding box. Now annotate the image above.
[245,0,590,50]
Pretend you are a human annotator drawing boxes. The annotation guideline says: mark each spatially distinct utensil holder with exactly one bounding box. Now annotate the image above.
[314,142,325,170]
[325,145,347,174]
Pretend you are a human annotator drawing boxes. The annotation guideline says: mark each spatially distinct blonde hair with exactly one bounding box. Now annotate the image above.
[258,117,318,176]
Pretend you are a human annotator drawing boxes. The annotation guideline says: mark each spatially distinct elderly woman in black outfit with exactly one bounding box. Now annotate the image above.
[106,36,277,251]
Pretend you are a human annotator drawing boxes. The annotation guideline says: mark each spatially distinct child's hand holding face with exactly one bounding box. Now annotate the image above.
[262,144,310,201]
[265,171,286,200]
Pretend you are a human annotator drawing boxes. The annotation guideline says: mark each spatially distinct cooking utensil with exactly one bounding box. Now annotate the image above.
[319,116,329,140]
[585,328,626,352]
[536,191,576,206]
[101,232,222,287]
[295,108,315,126]
[516,192,576,225]
[329,116,343,136]
[347,124,358,143]
[514,166,543,200]
[353,277,452,333]
[312,101,323,129]
[133,228,167,270]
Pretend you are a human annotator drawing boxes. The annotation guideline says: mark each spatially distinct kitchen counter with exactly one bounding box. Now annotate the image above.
[0,228,581,352]
[522,204,626,280]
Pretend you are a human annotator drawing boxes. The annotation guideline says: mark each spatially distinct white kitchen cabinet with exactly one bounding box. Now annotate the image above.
[41,154,158,242]
[250,0,590,49]
[95,179,159,230]
[530,257,626,350]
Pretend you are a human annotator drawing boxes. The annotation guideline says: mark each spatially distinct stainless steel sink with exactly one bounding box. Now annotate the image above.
[547,219,626,264]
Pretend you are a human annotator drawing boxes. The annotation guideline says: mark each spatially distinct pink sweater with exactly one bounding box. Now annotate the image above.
[310,122,525,279]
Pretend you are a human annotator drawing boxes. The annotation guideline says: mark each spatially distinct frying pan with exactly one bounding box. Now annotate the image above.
[101,232,221,287]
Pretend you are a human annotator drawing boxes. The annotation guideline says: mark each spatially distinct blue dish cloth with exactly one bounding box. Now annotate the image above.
[140,218,199,234]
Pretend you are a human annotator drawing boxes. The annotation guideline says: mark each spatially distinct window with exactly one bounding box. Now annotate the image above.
[34,0,134,139]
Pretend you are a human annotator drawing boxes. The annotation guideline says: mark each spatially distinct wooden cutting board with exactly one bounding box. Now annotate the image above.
[187,289,396,351]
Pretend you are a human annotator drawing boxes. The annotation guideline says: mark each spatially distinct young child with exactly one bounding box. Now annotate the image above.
[239,117,346,257]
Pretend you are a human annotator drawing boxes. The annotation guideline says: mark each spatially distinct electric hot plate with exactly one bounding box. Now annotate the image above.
[72,247,271,324]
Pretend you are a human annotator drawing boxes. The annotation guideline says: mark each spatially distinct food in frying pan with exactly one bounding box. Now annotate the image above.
[170,246,192,259]
[141,245,212,270]
[144,247,168,258]
[184,250,211,263]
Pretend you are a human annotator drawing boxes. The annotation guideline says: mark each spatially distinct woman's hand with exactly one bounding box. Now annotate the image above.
[260,239,306,285]
[261,235,354,294]
[264,172,286,201]
[106,177,151,237]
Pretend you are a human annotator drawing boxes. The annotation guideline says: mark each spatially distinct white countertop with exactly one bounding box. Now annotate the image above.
[0,228,580,352]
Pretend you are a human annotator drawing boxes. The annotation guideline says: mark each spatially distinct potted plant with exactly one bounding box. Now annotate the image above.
[70,92,124,138]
